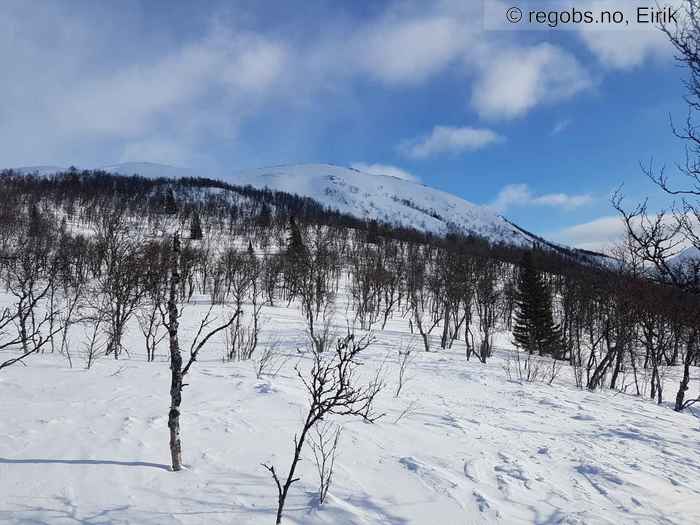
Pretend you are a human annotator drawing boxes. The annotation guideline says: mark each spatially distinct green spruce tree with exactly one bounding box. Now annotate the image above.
[286,217,306,259]
[512,251,562,358]
[285,217,308,297]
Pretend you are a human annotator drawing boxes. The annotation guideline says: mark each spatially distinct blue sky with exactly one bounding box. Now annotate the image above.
[0,0,689,250]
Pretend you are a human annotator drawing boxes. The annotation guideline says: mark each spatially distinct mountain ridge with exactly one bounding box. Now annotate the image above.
[8,161,613,263]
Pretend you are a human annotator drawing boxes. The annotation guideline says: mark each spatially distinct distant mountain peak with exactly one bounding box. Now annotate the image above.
[232,163,527,243]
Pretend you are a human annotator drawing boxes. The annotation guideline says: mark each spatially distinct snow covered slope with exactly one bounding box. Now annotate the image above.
[233,164,531,244]
[1,302,698,524]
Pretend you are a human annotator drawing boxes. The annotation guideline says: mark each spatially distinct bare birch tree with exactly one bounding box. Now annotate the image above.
[162,233,241,471]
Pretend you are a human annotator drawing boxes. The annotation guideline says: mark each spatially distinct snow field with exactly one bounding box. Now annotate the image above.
[1,295,699,525]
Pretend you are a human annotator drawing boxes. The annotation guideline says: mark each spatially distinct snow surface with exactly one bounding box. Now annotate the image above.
[233,164,531,244]
[1,295,699,524]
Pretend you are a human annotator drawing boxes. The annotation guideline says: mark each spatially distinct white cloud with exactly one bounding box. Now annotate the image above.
[351,162,420,182]
[354,17,466,85]
[576,0,676,70]
[579,29,671,70]
[120,139,193,167]
[551,215,627,252]
[53,29,289,138]
[490,183,593,212]
[348,5,593,119]
[0,3,290,168]
[400,126,503,159]
[471,43,592,120]
[305,3,593,121]
[0,0,637,168]
[550,209,700,253]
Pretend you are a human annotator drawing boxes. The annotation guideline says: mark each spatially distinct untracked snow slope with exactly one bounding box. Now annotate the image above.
[234,164,530,243]
[1,300,699,524]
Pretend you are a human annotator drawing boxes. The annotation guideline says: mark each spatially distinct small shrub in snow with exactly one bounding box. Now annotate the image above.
[254,338,288,379]
[395,339,415,398]
[310,422,342,505]
[503,350,561,385]
[262,329,383,524]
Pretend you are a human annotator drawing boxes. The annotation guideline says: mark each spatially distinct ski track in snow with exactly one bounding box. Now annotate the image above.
[1,296,699,524]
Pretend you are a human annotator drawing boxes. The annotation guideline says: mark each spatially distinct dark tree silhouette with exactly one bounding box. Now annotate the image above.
[512,252,562,358]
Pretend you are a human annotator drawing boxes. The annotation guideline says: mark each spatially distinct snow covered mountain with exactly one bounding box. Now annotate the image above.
[9,162,533,244]
[232,164,615,264]
[8,161,611,261]
[233,163,532,244]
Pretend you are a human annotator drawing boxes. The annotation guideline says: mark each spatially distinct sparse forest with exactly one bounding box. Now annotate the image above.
[1,168,697,410]
[3,4,700,523]
[1,163,699,523]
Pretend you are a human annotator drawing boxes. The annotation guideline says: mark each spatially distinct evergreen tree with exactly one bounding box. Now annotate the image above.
[512,251,562,358]
[190,210,203,240]
[285,217,308,297]
[366,220,380,244]
[286,217,306,258]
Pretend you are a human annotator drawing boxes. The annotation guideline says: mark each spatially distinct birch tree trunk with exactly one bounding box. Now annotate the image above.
[167,233,183,471]
[675,330,697,411]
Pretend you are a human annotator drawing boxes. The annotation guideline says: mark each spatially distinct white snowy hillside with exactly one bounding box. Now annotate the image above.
[234,164,531,244]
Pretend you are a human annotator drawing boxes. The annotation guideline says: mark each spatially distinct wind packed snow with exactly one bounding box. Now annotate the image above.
[1,299,699,524]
